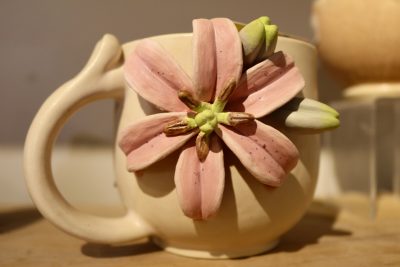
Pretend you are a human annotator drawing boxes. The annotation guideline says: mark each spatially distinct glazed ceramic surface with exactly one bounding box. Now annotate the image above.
[24,33,319,258]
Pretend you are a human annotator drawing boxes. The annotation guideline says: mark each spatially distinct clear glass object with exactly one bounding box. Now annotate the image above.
[322,97,400,219]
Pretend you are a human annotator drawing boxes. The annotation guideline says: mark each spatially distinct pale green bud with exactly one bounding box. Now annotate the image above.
[259,24,278,61]
[239,17,268,66]
[239,16,279,67]
[267,97,340,134]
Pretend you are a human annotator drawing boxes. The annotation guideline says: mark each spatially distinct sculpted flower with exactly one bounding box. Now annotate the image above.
[119,17,336,220]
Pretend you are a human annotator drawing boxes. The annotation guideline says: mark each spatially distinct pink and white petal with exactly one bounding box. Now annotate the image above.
[124,39,194,112]
[118,112,196,171]
[230,52,294,99]
[192,19,217,102]
[217,121,299,187]
[226,52,305,118]
[211,18,243,99]
[175,135,225,220]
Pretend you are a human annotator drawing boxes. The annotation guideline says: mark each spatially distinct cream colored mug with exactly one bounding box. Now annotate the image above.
[24,33,318,259]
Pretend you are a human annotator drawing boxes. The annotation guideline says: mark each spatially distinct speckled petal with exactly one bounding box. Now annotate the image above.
[124,39,194,112]
[211,18,243,100]
[119,112,196,171]
[192,19,217,102]
[175,135,225,220]
[217,120,299,186]
[226,52,304,118]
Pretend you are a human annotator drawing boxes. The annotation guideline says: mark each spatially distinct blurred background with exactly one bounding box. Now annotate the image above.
[0,0,343,207]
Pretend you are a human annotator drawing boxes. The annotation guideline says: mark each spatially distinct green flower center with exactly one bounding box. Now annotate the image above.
[164,80,254,161]
[192,105,228,135]
[195,109,217,134]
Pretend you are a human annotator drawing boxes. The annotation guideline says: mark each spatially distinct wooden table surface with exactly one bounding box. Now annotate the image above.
[1,194,400,267]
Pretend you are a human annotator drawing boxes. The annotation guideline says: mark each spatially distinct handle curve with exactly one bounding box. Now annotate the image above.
[24,34,153,244]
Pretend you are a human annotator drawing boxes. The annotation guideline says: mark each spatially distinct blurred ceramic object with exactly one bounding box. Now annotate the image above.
[312,0,400,98]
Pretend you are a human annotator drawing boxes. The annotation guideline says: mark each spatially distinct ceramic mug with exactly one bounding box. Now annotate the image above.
[24,33,318,259]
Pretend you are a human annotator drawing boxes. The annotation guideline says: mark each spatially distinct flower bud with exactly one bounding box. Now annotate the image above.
[259,24,278,61]
[239,16,278,67]
[267,97,340,133]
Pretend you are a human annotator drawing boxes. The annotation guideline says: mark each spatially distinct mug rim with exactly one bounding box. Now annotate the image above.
[278,33,316,50]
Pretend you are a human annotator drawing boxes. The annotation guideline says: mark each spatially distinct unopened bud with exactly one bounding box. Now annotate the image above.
[239,16,278,67]
[259,24,278,61]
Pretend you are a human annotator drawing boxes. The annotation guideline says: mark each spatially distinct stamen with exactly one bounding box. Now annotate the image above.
[164,118,196,136]
[178,90,201,110]
[196,132,210,162]
[213,78,237,113]
[216,78,236,103]
[227,112,255,126]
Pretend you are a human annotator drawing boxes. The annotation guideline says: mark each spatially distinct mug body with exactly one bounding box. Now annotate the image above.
[115,34,319,258]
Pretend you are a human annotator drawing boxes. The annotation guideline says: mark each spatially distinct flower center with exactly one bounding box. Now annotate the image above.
[195,109,218,134]
[163,80,255,161]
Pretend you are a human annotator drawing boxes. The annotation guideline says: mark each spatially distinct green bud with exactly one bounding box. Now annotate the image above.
[267,97,340,134]
[239,16,279,67]
[258,16,271,25]
[259,24,278,61]
[283,110,340,132]
[239,17,268,67]
[282,97,339,117]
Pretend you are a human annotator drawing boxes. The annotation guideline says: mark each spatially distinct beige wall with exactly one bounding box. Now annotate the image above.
[0,0,341,145]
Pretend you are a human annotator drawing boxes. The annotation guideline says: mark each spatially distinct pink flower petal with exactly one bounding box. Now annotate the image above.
[226,52,305,118]
[119,112,196,171]
[192,19,217,102]
[175,135,225,220]
[211,18,243,100]
[217,121,299,187]
[124,39,194,112]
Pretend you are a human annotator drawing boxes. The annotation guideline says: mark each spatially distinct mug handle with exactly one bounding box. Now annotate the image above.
[24,34,153,244]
